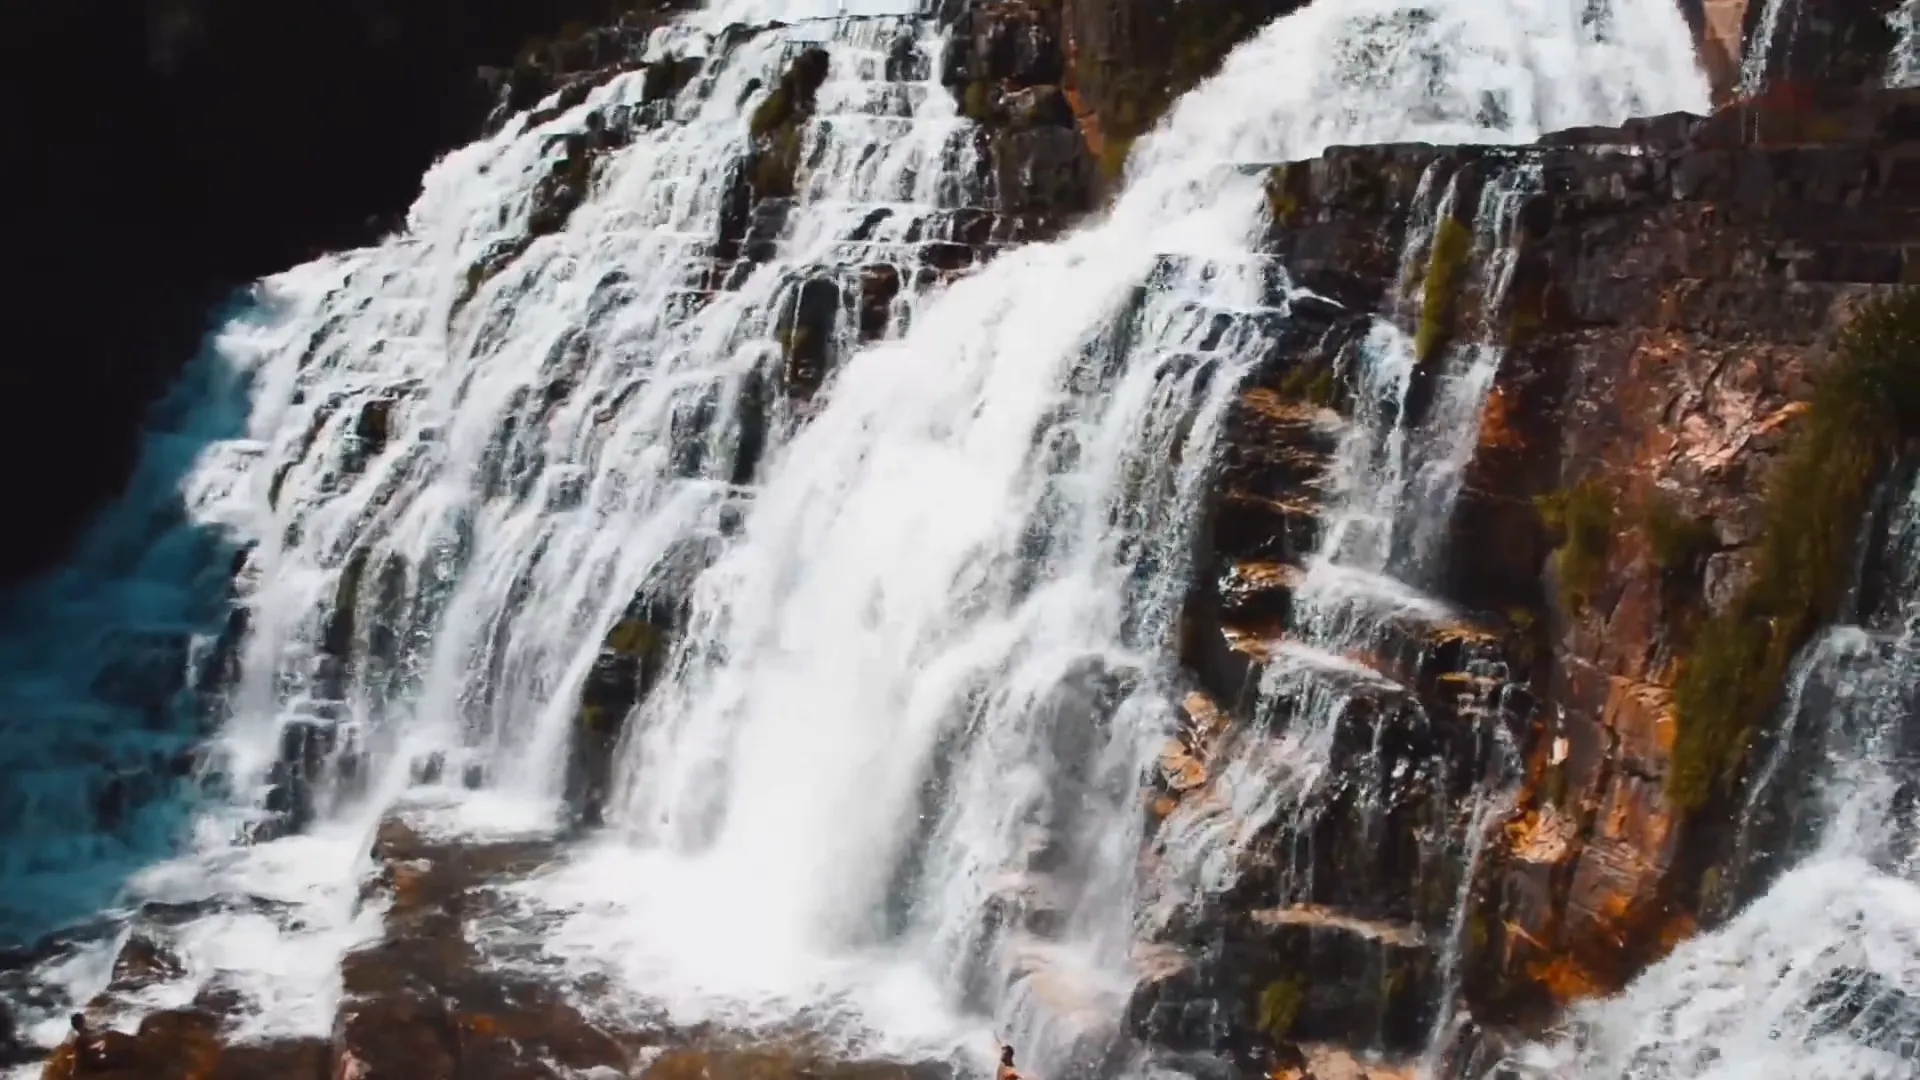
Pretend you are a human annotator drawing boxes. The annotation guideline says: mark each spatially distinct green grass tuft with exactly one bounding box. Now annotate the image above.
[1414,215,1473,364]
[1536,477,1616,613]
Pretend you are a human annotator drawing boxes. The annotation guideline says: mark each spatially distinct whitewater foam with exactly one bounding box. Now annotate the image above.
[0,0,1708,1071]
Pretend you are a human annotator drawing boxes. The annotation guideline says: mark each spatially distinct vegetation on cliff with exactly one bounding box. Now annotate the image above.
[1670,288,1920,810]
[1640,492,1718,575]
[1536,477,1616,613]
[1414,215,1472,364]
[750,48,831,199]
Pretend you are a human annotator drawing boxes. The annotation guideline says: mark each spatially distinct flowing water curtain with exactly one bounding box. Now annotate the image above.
[0,0,1711,1067]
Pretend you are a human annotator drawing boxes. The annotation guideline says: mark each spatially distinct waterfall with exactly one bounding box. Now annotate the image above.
[0,0,1707,1073]
[1738,0,1800,97]
[1890,0,1920,88]
[1517,477,1920,1079]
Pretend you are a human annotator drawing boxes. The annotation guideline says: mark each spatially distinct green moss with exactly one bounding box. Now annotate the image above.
[750,48,829,137]
[1256,977,1304,1037]
[747,49,829,197]
[961,79,997,124]
[1097,133,1135,183]
[604,617,658,657]
[1264,165,1300,225]
[1698,865,1723,911]
[1640,492,1718,573]
[1414,215,1473,364]
[1669,289,1920,811]
[1505,605,1539,672]
[642,53,703,105]
[1278,364,1336,407]
[749,79,794,137]
[1466,911,1491,953]
[1536,477,1616,613]
[1098,3,1254,148]
[1380,963,1407,1003]
[752,125,802,198]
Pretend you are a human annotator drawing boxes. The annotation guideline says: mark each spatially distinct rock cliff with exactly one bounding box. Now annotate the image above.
[1126,58,1920,1080]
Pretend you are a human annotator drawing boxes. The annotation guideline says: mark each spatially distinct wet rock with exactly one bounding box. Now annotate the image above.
[108,935,185,995]
[0,1003,31,1067]
[41,1008,219,1080]
[858,264,903,340]
[1805,965,1920,1060]
[1188,83,1920,1045]
[337,818,619,1079]
[1059,0,1312,177]
[987,127,1093,218]
[778,276,843,399]
[1130,906,1438,1058]
[567,552,703,827]
[642,53,704,106]
[1003,85,1075,130]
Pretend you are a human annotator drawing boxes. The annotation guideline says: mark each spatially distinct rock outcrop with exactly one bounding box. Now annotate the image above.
[1139,76,1920,1072]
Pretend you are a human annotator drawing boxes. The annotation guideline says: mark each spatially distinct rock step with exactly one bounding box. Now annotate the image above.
[1126,900,1442,1058]
[1211,389,1342,566]
[1171,625,1506,928]
[1207,558,1518,728]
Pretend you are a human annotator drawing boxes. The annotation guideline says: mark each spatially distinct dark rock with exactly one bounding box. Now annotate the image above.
[108,935,185,995]
[858,264,903,340]
[0,1002,30,1067]
[779,276,845,399]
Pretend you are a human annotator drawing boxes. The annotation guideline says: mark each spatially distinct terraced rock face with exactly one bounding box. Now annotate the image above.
[1132,81,1920,1072]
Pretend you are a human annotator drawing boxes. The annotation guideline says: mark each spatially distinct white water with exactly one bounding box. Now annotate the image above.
[0,0,1706,1074]
[1890,0,1920,88]
[1520,480,1920,1079]
[1738,0,1800,96]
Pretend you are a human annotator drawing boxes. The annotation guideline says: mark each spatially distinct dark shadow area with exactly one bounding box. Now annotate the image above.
[0,290,260,949]
[2,0,665,587]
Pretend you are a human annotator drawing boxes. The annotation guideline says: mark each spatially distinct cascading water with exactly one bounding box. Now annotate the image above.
[0,0,1707,1075]
[1518,474,1920,1080]
[1890,0,1920,88]
[1738,0,1801,97]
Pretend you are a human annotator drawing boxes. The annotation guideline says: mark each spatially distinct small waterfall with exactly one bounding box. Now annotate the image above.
[1519,475,1920,1078]
[0,0,1707,1072]
[1739,0,1801,97]
[1147,158,1541,919]
[1890,0,1920,88]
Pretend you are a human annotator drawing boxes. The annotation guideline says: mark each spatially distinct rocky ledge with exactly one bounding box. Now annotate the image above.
[12,814,954,1080]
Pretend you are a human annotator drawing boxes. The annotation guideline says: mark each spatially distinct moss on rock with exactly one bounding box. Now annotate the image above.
[1256,976,1304,1037]
[1670,288,1920,811]
[1414,214,1473,364]
[747,48,830,200]
[1536,476,1616,613]
[1640,492,1718,574]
